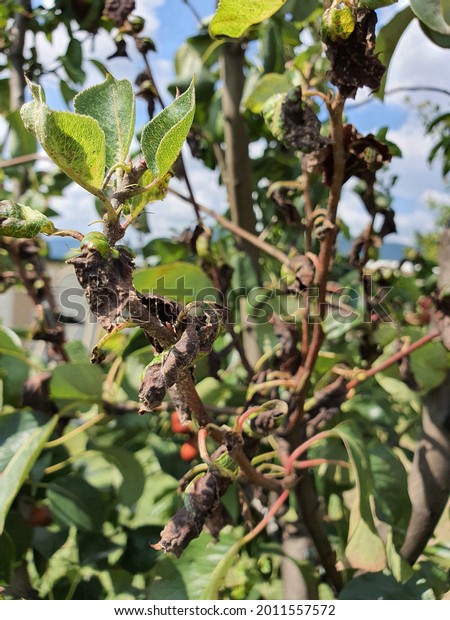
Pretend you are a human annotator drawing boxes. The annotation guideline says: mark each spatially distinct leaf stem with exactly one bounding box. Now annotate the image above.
[44,413,106,448]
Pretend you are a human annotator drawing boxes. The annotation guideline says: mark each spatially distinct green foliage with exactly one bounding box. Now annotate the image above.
[141,80,195,178]
[0,0,449,604]
[0,200,55,238]
[21,80,106,196]
[0,412,58,533]
[210,0,287,39]
[74,74,135,169]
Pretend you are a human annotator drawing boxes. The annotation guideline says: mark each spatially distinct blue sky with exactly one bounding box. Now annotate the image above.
[21,0,450,249]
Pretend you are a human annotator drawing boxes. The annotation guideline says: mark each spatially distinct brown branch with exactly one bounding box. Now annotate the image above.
[0,152,44,168]
[292,92,346,398]
[295,475,343,594]
[220,42,260,277]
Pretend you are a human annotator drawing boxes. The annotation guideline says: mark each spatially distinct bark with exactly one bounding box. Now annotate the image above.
[220,43,259,274]
[220,42,261,365]
[400,228,450,564]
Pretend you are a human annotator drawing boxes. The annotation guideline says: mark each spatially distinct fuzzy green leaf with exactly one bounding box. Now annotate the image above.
[20,79,106,196]
[410,0,450,35]
[0,200,55,238]
[74,73,135,168]
[210,0,287,39]
[141,80,195,178]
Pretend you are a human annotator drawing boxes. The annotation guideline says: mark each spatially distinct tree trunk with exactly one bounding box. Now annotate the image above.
[400,227,450,564]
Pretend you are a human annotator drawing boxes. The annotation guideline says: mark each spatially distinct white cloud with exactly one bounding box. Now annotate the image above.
[385,19,450,107]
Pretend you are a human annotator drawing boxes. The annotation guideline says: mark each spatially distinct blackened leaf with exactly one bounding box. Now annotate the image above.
[325,10,386,98]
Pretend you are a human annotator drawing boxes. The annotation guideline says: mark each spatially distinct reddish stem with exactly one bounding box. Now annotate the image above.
[346,329,440,392]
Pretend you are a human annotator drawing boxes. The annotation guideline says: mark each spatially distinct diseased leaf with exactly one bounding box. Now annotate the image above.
[410,0,450,35]
[21,79,106,196]
[375,7,415,98]
[0,200,55,238]
[74,73,135,168]
[0,412,57,534]
[141,79,195,178]
[210,0,287,39]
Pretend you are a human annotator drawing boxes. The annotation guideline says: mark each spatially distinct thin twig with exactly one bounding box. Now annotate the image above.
[346,329,440,392]
[169,188,290,264]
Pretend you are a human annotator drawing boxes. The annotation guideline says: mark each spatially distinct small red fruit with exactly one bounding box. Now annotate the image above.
[171,411,191,434]
[27,504,52,527]
[180,438,198,461]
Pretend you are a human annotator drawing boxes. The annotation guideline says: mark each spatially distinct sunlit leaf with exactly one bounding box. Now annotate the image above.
[133,261,216,303]
[0,200,55,238]
[141,79,195,178]
[210,0,287,39]
[21,79,106,196]
[245,73,292,114]
[74,73,135,168]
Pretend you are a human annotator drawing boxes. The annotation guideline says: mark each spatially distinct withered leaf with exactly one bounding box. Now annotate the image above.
[324,10,385,99]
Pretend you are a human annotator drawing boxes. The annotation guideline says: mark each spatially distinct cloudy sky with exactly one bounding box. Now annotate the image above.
[13,0,450,249]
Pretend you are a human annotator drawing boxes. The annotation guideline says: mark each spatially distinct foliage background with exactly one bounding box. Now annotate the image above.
[0,0,449,601]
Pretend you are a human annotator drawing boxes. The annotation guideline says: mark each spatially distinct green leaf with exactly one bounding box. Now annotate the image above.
[322,5,355,43]
[50,362,105,403]
[61,38,86,85]
[21,79,106,196]
[409,338,448,393]
[127,169,170,217]
[141,79,195,178]
[332,421,387,572]
[419,20,450,47]
[245,73,292,114]
[98,447,145,506]
[0,327,30,407]
[375,7,415,99]
[210,0,287,39]
[0,200,55,238]
[147,530,240,599]
[74,73,135,168]
[7,109,36,157]
[338,572,435,600]
[133,261,216,304]
[410,0,450,35]
[357,0,398,8]
[0,531,15,583]
[0,412,57,534]
[369,442,411,527]
[47,476,107,532]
